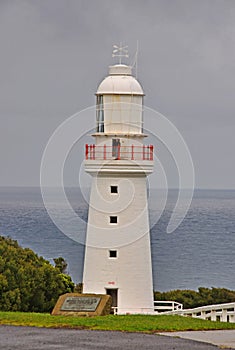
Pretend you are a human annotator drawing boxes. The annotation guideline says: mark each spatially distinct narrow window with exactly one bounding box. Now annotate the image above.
[110,185,118,194]
[110,216,118,224]
[109,250,117,258]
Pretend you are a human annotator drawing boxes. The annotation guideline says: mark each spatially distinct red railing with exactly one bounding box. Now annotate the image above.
[85,144,153,161]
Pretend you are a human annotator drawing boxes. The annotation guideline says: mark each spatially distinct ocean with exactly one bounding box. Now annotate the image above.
[0,187,235,292]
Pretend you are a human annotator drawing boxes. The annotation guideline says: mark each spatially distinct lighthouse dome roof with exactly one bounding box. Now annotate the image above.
[96,64,144,95]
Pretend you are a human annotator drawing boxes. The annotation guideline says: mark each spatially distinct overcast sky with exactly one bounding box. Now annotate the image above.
[0,0,235,189]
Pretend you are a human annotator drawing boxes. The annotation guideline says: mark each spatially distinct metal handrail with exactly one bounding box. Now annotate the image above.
[85,144,154,161]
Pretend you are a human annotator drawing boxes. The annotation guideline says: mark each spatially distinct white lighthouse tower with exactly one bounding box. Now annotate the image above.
[83,50,154,314]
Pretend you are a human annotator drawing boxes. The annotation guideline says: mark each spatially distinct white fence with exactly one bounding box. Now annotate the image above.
[111,301,183,315]
[160,302,235,323]
[111,301,235,322]
[154,300,183,313]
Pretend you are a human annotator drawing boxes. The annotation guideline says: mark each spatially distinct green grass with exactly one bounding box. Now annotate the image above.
[1,312,235,332]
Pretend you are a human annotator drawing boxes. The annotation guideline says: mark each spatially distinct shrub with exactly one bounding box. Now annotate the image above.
[0,236,74,312]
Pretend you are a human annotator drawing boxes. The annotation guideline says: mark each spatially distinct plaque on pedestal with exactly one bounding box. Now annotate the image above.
[52,293,112,316]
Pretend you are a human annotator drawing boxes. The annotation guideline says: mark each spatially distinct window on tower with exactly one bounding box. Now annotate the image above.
[96,95,104,132]
[110,185,118,194]
[110,216,118,224]
[109,250,117,258]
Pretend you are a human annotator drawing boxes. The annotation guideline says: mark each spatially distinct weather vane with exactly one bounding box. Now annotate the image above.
[112,43,129,64]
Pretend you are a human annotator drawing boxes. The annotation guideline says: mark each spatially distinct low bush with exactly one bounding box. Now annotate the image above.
[0,236,74,312]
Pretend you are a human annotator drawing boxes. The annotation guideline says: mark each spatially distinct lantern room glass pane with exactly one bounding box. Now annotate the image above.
[96,95,104,132]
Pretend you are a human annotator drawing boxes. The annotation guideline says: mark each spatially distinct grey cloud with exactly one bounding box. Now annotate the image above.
[0,0,234,188]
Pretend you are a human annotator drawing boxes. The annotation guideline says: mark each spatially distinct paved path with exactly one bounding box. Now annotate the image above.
[0,326,224,350]
[160,330,235,349]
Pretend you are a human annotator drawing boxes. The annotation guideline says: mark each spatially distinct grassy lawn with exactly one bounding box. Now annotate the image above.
[1,312,235,332]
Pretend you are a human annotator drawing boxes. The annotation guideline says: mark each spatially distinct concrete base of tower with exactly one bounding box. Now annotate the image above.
[82,282,154,315]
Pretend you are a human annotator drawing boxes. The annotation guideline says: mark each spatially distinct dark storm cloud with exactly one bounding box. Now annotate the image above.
[0,0,234,188]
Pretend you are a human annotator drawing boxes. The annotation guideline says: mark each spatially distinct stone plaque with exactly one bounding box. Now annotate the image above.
[61,296,101,312]
[52,293,112,317]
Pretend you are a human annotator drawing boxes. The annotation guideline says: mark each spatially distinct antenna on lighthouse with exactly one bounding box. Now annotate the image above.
[112,43,129,64]
[131,40,139,78]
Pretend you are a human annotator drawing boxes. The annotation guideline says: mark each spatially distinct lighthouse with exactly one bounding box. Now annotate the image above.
[83,51,154,314]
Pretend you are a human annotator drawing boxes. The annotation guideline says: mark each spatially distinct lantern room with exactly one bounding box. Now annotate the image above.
[95,64,144,135]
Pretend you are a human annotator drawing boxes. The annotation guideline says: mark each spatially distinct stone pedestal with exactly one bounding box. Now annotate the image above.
[52,293,112,316]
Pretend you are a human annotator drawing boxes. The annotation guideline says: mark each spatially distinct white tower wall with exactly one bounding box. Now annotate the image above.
[83,174,154,314]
